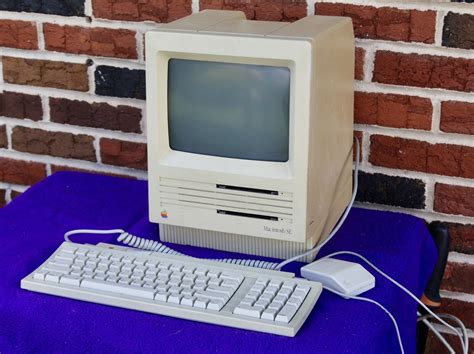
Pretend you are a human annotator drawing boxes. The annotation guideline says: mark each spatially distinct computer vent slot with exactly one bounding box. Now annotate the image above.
[158,178,293,221]
[160,224,315,261]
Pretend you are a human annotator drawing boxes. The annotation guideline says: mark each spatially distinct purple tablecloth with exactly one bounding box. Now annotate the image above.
[0,172,436,353]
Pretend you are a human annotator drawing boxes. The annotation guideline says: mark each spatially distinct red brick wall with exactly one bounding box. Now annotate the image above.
[0,0,473,349]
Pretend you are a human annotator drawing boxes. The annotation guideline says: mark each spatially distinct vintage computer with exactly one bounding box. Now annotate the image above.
[146,10,355,261]
[21,11,358,336]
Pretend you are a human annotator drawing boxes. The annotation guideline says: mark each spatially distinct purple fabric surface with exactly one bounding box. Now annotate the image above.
[0,172,437,354]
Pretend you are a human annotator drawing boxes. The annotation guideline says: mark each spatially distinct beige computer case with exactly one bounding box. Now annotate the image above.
[146,11,354,261]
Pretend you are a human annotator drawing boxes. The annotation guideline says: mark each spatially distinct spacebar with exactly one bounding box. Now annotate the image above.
[81,279,155,299]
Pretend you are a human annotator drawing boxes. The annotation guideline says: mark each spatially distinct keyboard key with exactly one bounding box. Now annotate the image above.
[158,262,171,270]
[55,253,75,262]
[207,300,224,311]
[220,273,244,283]
[181,288,195,297]
[94,274,108,281]
[43,264,70,274]
[70,270,83,277]
[110,254,123,262]
[183,266,195,274]
[45,272,62,283]
[168,294,183,304]
[106,276,119,283]
[275,304,299,323]
[234,305,262,318]
[122,256,135,264]
[143,282,155,289]
[169,286,182,295]
[98,253,111,260]
[255,278,269,286]
[207,285,234,297]
[195,268,208,276]
[33,270,47,281]
[154,292,168,302]
[254,299,269,308]
[193,298,209,308]
[170,264,184,272]
[222,280,240,290]
[133,258,147,266]
[208,278,222,286]
[291,289,308,303]
[208,270,221,278]
[75,248,88,256]
[261,308,278,321]
[145,259,159,267]
[81,279,155,299]
[278,288,292,299]
[156,284,170,292]
[273,295,287,305]
[181,296,195,307]
[250,283,265,294]
[195,290,228,303]
[282,281,296,291]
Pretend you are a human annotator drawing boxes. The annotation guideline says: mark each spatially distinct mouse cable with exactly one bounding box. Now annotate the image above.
[319,251,468,354]
[323,286,404,354]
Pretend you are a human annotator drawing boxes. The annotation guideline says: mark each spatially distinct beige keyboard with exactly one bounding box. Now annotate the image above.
[21,242,322,337]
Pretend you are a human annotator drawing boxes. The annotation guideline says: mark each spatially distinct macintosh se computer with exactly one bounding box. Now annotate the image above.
[146,10,354,261]
[22,11,359,337]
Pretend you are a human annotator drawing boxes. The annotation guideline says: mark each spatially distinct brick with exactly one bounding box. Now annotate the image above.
[2,57,88,92]
[442,262,474,294]
[12,127,96,162]
[426,330,473,354]
[93,0,192,23]
[446,222,474,254]
[0,20,37,50]
[369,135,474,178]
[100,138,147,170]
[200,0,306,21]
[0,91,43,121]
[434,184,474,217]
[356,171,425,209]
[355,47,365,80]
[51,165,137,179]
[0,0,85,16]
[315,3,436,43]
[443,12,474,50]
[50,98,142,133]
[440,101,474,135]
[0,189,5,208]
[0,157,47,185]
[438,298,474,329]
[0,125,7,149]
[355,92,432,130]
[44,24,137,60]
[95,66,145,99]
[373,51,474,92]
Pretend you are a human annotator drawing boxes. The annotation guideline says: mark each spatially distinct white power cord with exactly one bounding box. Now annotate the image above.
[417,312,456,354]
[274,137,360,270]
[319,251,468,354]
[324,286,404,354]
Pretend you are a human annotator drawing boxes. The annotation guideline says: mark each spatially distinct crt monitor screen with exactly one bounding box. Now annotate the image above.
[167,59,290,162]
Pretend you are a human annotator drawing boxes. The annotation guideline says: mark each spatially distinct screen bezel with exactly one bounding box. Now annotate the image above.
[147,31,312,186]
[166,57,292,163]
